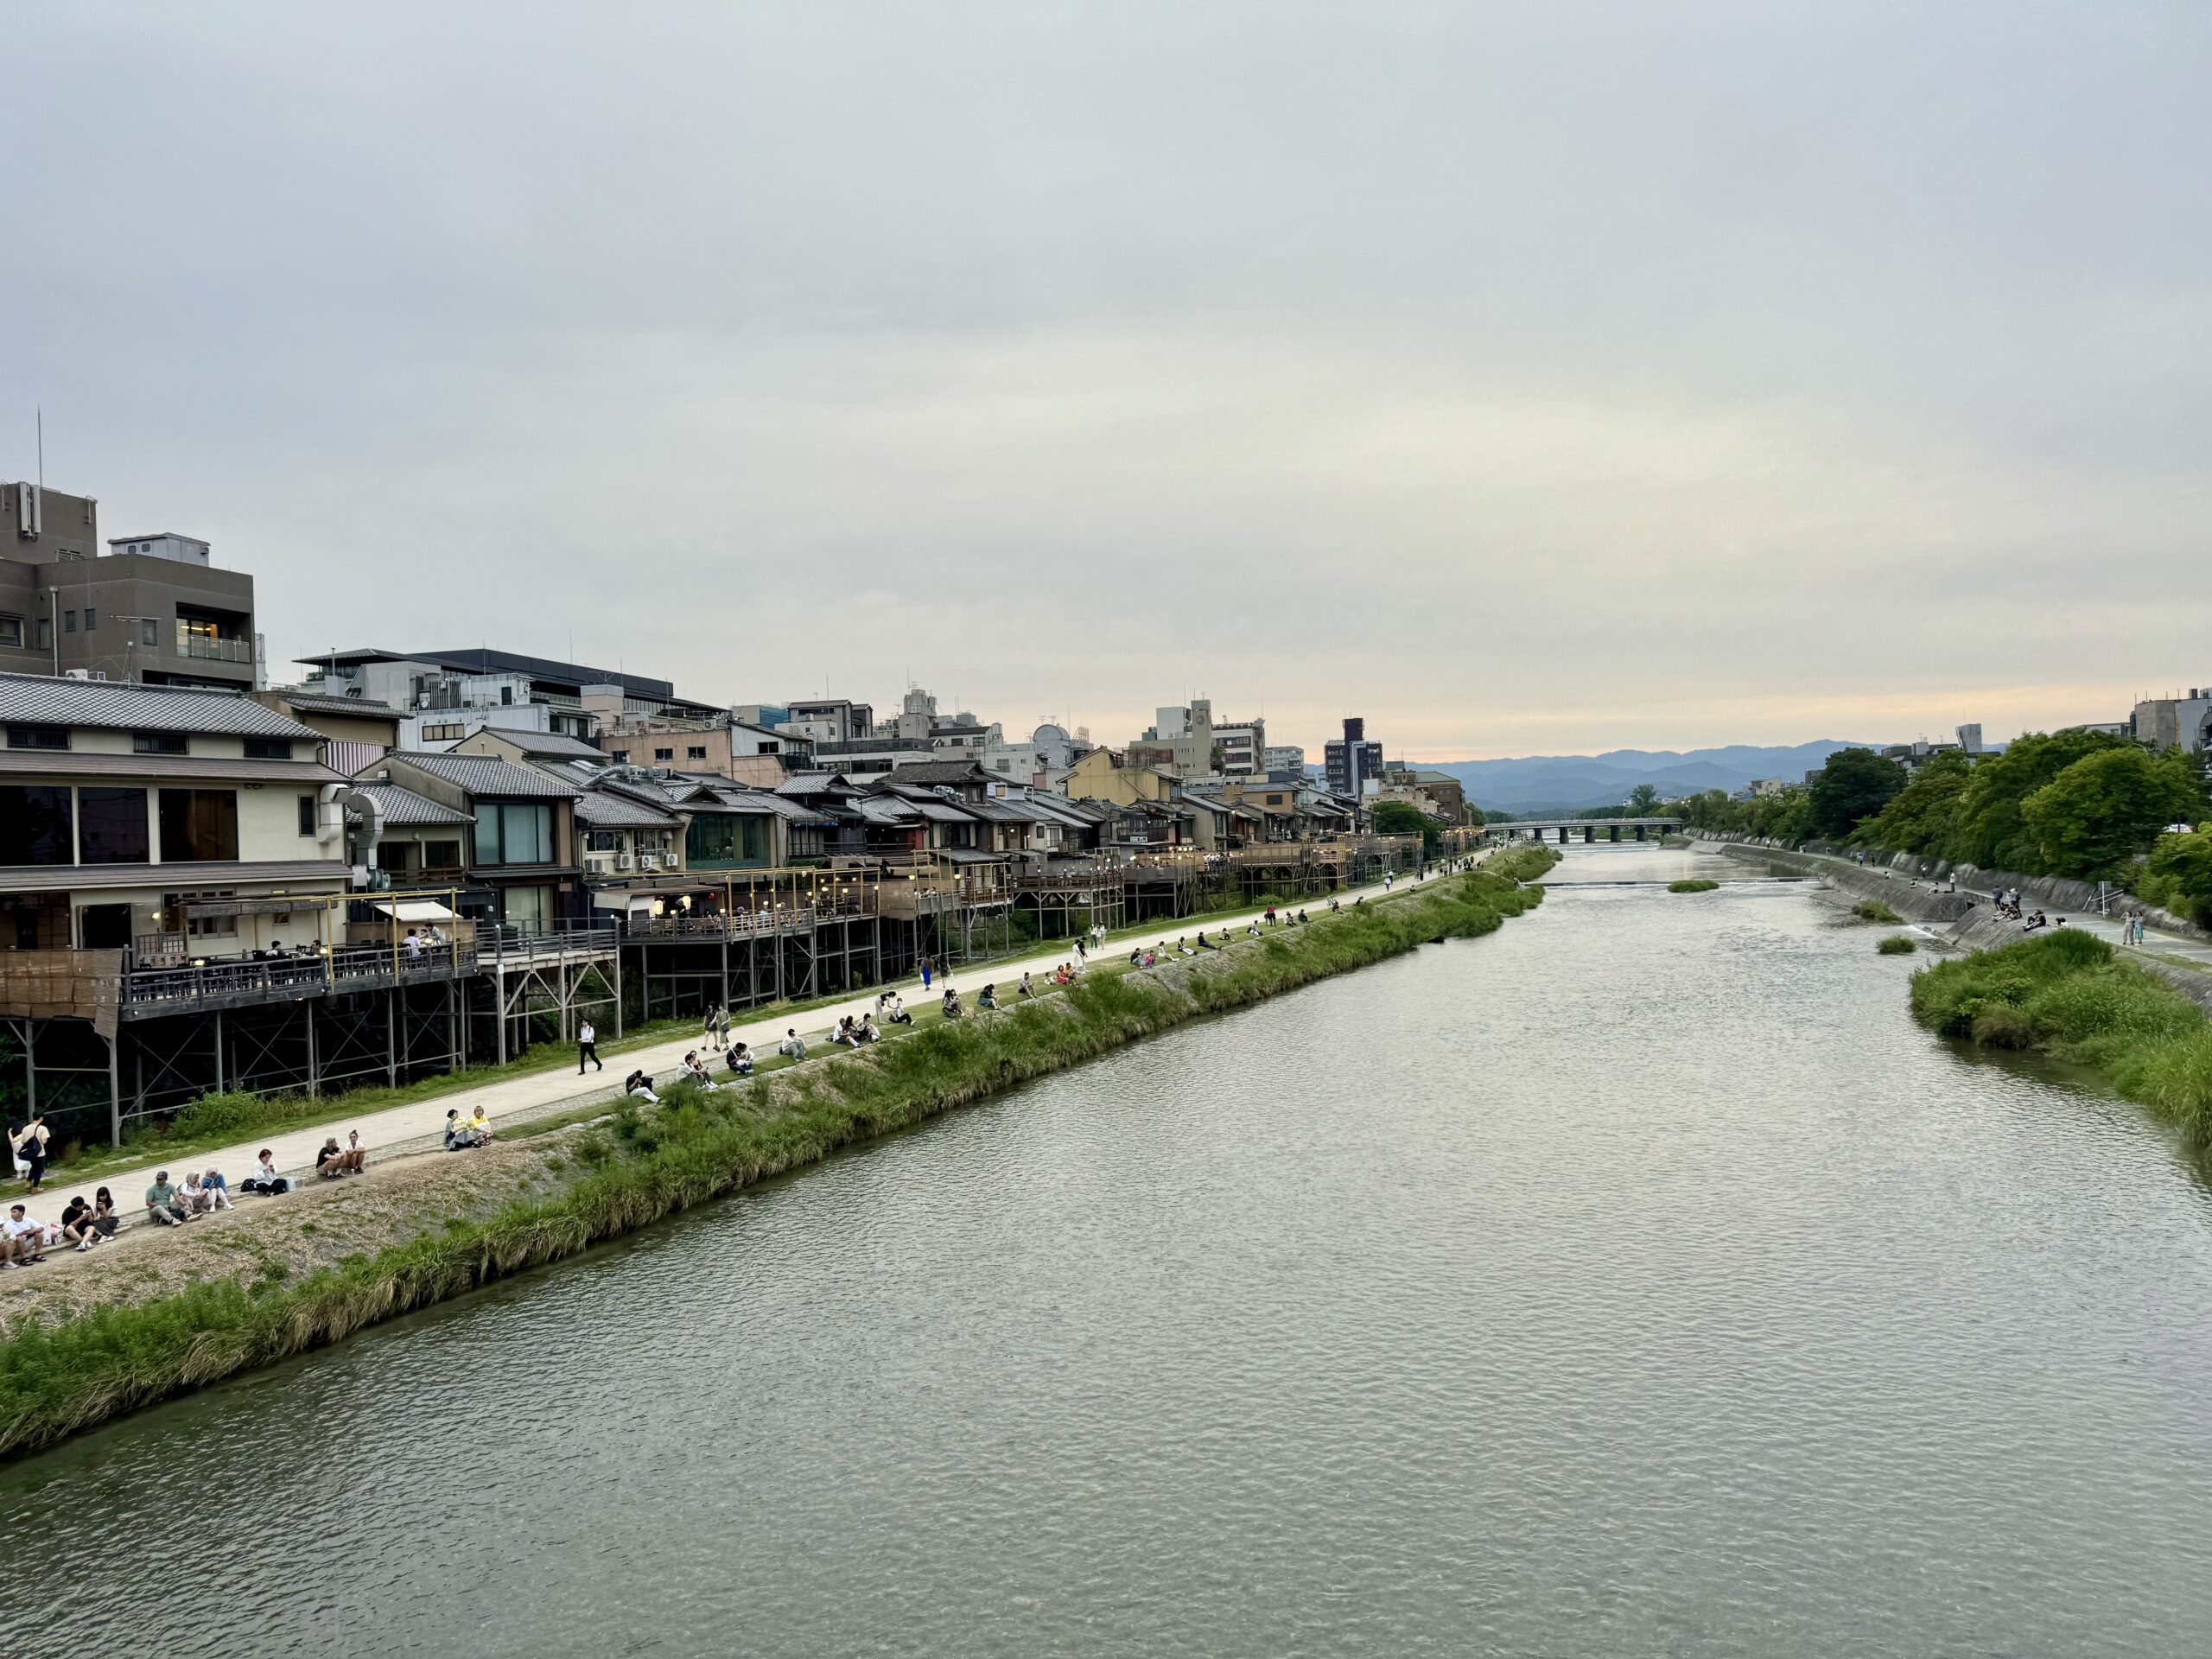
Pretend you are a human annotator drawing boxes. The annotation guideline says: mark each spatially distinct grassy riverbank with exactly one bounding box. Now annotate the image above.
[1910,930,2212,1147]
[0,850,1556,1459]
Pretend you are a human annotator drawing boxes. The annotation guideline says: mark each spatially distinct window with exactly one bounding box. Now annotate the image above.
[685,814,768,867]
[654,747,675,762]
[133,732,188,755]
[140,619,158,646]
[499,686,514,705]
[84,607,97,631]
[585,830,621,854]
[760,741,779,754]
[474,802,552,866]
[244,737,292,760]
[298,794,318,836]
[157,789,239,861]
[79,787,151,864]
[6,725,68,751]
[421,722,464,743]
[687,746,707,761]
[0,617,21,648]
[608,749,629,763]
[423,838,461,869]
[63,610,76,633]
[35,620,50,651]
[0,785,73,865]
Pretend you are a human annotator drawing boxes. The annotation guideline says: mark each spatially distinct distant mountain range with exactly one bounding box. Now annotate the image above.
[1427,742,1881,815]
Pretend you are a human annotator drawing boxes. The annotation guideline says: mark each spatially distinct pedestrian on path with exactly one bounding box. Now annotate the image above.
[704,1004,727,1052]
[921,955,933,990]
[13,1116,49,1194]
[579,1019,602,1074]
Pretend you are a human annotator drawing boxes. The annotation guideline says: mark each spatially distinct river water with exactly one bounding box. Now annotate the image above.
[10,844,2212,1656]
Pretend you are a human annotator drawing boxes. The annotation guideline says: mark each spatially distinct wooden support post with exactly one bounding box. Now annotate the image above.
[305,997,320,1096]
[387,986,399,1086]
[108,1033,121,1148]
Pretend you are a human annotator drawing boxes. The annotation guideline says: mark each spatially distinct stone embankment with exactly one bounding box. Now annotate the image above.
[1713,840,2212,1014]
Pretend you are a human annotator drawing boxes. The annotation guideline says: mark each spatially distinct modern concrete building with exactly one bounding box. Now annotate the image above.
[1211,717,1266,777]
[1262,744,1306,778]
[1324,717,1383,798]
[2130,690,2212,753]
[2,482,259,690]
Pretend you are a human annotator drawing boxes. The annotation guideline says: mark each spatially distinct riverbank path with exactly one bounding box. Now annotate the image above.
[22,863,1466,1220]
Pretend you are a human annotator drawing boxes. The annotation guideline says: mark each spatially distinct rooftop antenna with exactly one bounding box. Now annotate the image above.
[35,406,43,486]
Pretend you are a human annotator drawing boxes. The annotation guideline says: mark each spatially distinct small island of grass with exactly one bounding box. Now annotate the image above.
[1668,879,1719,893]
[1853,899,1904,924]
[1878,935,1917,954]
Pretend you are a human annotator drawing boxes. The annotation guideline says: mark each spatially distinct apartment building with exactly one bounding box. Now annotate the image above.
[1,483,259,690]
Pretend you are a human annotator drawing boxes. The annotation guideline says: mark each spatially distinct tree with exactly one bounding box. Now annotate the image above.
[2018,747,2209,879]
[2145,828,2212,925]
[1856,750,1971,853]
[1806,748,1907,839]
[1950,728,2126,871]
[1626,782,1662,815]
[1370,798,1442,856]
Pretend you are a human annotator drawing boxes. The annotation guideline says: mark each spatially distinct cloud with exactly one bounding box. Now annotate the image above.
[3,2,2206,758]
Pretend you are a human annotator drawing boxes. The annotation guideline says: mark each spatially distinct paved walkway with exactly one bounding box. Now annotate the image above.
[21,864,1452,1221]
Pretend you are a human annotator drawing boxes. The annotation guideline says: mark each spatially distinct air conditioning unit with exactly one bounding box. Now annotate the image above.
[585,855,613,875]
[637,854,660,871]
[63,668,91,680]
[614,853,635,871]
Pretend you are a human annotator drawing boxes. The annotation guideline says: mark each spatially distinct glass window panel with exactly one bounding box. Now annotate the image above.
[157,789,238,861]
[0,785,73,865]
[78,787,150,864]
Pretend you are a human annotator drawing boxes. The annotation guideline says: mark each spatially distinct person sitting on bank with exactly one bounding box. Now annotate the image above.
[467,1106,494,1142]
[941,988,963,1019]
[60,1194,101,1252]
[180,1171,214,1214]
[833,1017,861,1048]
[146,1171,195,1222]
[1128,945,1144,964]
[681,1051,721,1091]
[1197,932,1217,950]
[342,1131,368,1174]
[200,1168,237,1211]
[977,983,998,1010]
[624,1069,659,1103]
[1017,970,1034,998]
[243,1149,290,1195]
[726,1041,754,1077]
[88,1189,119,1239]
[1176,938,1197,957]
[860,1014,880,1043]
[445,1109,482,1151]
[883,992,912,1026]
[3,1204,46,1267]
[779,1028,809,1061]
[315,1139,347,1180]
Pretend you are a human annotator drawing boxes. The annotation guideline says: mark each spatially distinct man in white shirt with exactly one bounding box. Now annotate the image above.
[3,1204,46,1267]
[579,1019,602,1074]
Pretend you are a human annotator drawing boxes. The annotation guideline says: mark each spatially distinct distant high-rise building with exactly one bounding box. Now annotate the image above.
[1956,722,1984,755]
[1323,717,1382,797]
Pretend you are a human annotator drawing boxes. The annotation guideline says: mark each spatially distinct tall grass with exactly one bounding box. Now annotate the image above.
[1853,899,1904,924]
[0,856,1554,1459]
[1910,930,2212,1144]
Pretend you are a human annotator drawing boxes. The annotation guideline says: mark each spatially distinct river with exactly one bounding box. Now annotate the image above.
[10,843,2212,1656]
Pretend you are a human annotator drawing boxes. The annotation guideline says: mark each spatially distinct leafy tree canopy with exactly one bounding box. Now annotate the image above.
[2018,747,2208,879]
[1950,728,2126,871]
[1807,747,1907,839]
[1854,750,1971,854]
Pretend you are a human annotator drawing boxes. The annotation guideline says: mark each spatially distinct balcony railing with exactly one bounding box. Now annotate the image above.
[181,635,255,664]
[119,941,479,1012]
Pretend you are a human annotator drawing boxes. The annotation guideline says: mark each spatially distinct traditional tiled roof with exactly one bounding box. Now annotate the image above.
[575,789,683,829]
[0,671,321,740]
[379,751,581,800]
[351,782,473,827]
[264,689,404,720]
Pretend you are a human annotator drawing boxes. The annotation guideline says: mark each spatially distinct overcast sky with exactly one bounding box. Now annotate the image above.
[4,3,2206,760]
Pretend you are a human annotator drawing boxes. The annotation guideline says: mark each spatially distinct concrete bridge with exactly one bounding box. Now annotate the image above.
[1494,817,1684,844]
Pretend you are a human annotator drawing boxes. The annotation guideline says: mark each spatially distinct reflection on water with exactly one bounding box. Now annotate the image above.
[10,843,2212,1657]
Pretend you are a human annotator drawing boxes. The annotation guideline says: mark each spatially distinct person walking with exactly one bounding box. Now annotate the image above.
[578,1018,602,1074]
[920,954,933,991]
[13,1116,48,1195]
[703,1003,725,1052]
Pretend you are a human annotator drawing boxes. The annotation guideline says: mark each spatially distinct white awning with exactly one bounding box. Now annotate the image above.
[371,899,459,923]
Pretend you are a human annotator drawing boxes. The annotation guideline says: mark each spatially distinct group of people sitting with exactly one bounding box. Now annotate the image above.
[143,1166,238,1225]
[398,925,451,959]
[2018,910,2066,933]
[4,1192,119,1263]
[443,1105,497,1149]
[315,1133,369,1180]
[832,1014,882,1046]
[875,989,913,1026]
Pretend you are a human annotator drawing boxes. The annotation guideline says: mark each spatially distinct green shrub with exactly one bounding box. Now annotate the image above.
[1668,879,1719,893]
[1877,935,1916,955]
[166,1091,329,1144]
[1853,899,1904,924]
